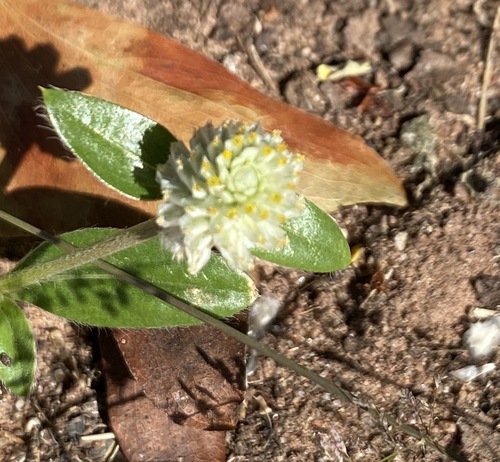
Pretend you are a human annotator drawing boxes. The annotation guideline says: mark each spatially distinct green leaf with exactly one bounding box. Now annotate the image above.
[0,298,36,396]
[42,88,175,200]
[252,200,351,272]
[13,229,256,328]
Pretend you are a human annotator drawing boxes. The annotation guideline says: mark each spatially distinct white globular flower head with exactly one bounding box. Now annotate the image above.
[156,121,305,274]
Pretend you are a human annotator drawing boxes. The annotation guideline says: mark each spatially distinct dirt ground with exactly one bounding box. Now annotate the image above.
[1,0,499,461]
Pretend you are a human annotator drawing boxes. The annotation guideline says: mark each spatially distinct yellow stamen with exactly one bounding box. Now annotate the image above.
[260,210,269,220]
[278,214,286,223]
[201,158,211,172]
[207,206,217,216]
[207,176,221,187]
[278,155,288,165]
[223,149,233,160]
[246,132,257,144]
[276,142,287,153]
[227,208,238,219]
[232,135,244,147]
[271,193,283,204]
[245,203,256,214]
[262,146,273,156]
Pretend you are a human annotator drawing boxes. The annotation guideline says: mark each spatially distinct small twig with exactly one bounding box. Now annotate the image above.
[478,4,500,131]
[236,34,280,97]
[104,441,120,462]
[0,213,158,293]
[80,432,116,442]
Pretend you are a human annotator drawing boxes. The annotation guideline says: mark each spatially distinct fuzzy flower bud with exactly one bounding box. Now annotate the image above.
[156,121,305,274]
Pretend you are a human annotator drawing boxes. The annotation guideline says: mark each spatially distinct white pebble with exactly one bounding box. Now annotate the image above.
[248,295,281,338]
[394,231,408,251]
[15,399,25,411]
[25,416,42,433]
[465,317,500,358]
[450,363,496,382]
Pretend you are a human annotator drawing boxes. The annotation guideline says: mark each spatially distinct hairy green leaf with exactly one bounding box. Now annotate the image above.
[252,200,351,272]
[14,229,256,328]
[42,88,174,200]
[0,298,36,396]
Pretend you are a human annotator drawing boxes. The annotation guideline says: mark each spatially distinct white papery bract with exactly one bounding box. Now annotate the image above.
[156,121,305,274]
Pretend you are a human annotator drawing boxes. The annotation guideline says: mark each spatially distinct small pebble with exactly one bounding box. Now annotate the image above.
[465,318,500,358]
[53,367,66,383]
[25,416,42,433]
[400,114,437,158]
[15,399,25,411]
[450,363,496,382]
[394,231,408,251]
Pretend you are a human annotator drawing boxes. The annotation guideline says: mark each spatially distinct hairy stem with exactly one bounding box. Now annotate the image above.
[0,213,158,293]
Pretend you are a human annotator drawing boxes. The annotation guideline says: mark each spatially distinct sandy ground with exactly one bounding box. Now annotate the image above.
[1,1,499,461]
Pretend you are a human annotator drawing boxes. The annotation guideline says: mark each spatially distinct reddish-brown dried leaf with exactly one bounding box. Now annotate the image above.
[0,0,406,237]
[100,332,227,462]
[114,324,246,431]
[0,34,156,236]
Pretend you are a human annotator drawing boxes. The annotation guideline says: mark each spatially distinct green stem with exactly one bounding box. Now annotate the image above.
[0,215,158,294]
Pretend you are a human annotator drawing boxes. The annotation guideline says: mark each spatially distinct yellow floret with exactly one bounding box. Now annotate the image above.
[276,142,287,153]
[245,203,256,214]
[271,192,283,204]
[262,145,273,156]
[227,208,239,219]
[207,176,221,187]
[246,132,257,144]
[232,135,244,147]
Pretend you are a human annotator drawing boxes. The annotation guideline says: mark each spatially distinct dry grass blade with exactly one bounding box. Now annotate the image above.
[478,4,500,131]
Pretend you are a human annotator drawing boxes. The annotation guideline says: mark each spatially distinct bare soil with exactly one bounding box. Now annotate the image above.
[1,1,499,461]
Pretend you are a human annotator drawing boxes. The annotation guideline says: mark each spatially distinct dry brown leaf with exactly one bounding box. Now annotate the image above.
[0,0,406,237]
[114,325,246,431]
[100,332,227,462]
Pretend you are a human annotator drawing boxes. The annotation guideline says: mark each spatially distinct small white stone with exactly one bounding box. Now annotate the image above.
[15,399,25,411]
[25,416,42,433]
[450,363,496,382]
[248,295,281,338]
[394,231,408,251]
[471,307,498,319]
[465,317,500,359]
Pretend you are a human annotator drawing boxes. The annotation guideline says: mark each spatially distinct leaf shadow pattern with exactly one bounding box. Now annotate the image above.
[115,325,247,430]
[0,36,152,236]
[133,122,176,200]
